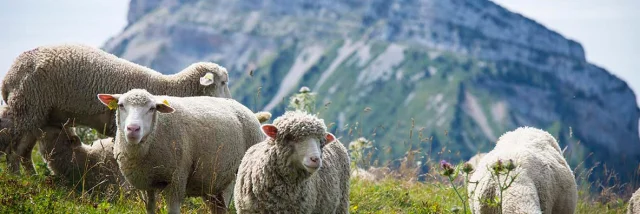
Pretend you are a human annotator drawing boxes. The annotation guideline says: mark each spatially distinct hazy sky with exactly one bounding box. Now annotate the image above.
[0,0,638,104]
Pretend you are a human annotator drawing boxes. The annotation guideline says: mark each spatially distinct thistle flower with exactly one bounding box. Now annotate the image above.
[492,159,504,173]
[462,162,474,174]
[440,160,454,177]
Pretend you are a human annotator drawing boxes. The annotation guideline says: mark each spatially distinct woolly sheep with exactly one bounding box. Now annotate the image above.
[36,119,128,193]
[97,89,264,214]
[628,188,640,214]
[1,44,231,174]
[467,127,577,214]
[234,111,351,214]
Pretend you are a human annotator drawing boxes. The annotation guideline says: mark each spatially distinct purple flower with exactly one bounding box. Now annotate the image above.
[462,162,474,174]
[440,160,455,177]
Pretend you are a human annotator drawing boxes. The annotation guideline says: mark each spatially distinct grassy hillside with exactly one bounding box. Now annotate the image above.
[0,132,629,213]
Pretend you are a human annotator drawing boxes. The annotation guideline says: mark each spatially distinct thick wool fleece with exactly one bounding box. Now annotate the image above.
[37,124,127,193]
[468,127,578,214]
[628,188,640,214]
[234,111,351,214]
[1,44,230,173]
[112,89,263,213]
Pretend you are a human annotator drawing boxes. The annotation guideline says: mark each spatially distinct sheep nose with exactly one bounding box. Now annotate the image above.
[310,156,320,163]
[127,125,141,132]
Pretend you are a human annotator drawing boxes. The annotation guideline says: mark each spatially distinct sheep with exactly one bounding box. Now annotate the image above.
[467,127,577,214]
[36,119,128,194]
[628,188,640,214]
[466,152,487,169]
[234,110,351,214]
[97,88,264,214]
[1,43,231,174]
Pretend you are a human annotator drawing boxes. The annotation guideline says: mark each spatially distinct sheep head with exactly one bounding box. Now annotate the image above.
[97,89,174,144]
[261,110,336,174]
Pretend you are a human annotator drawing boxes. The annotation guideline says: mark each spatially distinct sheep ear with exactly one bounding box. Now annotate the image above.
[200,72,214,86]
[325,133,336,144]
[97,94,121,106]
[155,101,175,114]
[261,124,278,139]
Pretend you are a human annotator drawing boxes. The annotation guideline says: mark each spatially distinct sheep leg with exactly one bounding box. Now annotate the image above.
[7,88,49,174]
[164,184,186,214]
[17,133,37,175]
[145,190,158,214]
[6,151,20,174]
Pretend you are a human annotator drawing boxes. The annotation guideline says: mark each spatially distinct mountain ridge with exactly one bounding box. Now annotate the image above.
[103,0,640,185]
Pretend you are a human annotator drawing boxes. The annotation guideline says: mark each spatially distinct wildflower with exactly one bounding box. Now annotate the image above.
[492,159,504,173]
[299,86,310,93]
[440,160,454,177]
[462,162,474,174]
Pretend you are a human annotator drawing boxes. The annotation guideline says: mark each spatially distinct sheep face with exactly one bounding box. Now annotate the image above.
[196,63,232,99]
[97,89,174,144]
[262,124,336,174]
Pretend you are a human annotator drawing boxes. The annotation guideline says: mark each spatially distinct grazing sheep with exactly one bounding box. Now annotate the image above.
[628,188,640,214]
[468,127,577,214]
[97,89,263,214]
[37,119,127,193]
[1,44,231,174]
[234,111,351,214]
[466,152,487,169]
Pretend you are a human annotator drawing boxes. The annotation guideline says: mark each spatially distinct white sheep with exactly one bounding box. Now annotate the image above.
[97,89,264,214]
[36,119,127,194]
[468,127,577,214]
[0,44,231,174]
[628,188,640,213]
[234,110,351,214]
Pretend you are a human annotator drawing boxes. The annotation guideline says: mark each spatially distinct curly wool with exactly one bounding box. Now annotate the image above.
[271,110,327,144]
[234,111,350,214]
[468,126,578,214]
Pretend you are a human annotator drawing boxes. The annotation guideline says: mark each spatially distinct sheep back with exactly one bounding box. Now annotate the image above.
[3,44,229,138]
[468,127,577,214]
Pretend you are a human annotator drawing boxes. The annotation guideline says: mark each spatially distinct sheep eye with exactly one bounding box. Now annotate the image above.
[118,104,124,108]
[222,81,227,85]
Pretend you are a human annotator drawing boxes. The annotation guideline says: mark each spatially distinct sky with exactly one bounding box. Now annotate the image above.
[0,0,638,104]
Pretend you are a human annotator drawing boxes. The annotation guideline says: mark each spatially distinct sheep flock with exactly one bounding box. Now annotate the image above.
[0,43,636,213]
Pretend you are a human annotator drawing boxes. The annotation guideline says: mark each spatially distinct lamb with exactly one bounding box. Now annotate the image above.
[36,119,127,194]
[97,89,264,214]
[234,110,351,214]
[467,127,578,214]
[628,188,640,214]
[1,43,231,174]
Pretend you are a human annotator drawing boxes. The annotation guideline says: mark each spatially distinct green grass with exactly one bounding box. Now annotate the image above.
[0,158,629,213]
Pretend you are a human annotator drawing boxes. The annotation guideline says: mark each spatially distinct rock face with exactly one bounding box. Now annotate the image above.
[104,0,640,184]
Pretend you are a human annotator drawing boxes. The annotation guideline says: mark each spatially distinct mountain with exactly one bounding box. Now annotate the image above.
[103,0,640,184]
